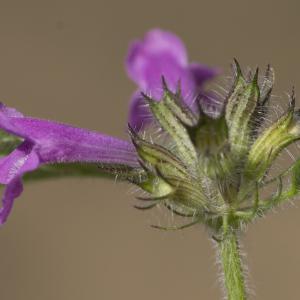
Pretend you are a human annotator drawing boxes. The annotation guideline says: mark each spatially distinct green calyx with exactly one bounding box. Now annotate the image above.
[114,62,300,237]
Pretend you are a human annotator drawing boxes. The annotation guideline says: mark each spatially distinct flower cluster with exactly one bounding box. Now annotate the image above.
[128,62,300,237]
[0,28,299,242]
[0,29,217,225]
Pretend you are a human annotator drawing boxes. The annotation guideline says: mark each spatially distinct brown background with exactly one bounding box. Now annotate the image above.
[0,0,299,299]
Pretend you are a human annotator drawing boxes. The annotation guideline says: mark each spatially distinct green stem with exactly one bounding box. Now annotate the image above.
[218,230,247,300]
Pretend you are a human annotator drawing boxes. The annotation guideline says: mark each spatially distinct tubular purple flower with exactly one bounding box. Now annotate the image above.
[0,28,221,225]
[0,104,139,224]
[126,29,219,130]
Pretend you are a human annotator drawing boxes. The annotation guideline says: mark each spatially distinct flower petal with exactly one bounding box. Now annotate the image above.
[126,29,188,86]
[189,63,221,88]
[126,29,195,101]
[128,91,151,131]
[0,104,139,167]
[0,103,141,225]
[0,141,40,224]
[0,178,23,224]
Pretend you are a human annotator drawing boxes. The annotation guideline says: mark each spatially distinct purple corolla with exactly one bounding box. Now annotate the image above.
[126,29,219,129]
[0,105,139,224]
[0,29,217,225]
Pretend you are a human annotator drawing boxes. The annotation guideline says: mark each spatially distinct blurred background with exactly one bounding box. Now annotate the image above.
[0,0,299,299]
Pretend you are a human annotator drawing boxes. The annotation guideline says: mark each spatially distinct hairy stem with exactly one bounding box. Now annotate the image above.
[218,230,247,300]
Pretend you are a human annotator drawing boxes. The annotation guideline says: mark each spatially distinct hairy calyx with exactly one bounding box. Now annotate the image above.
[120,61,300,239]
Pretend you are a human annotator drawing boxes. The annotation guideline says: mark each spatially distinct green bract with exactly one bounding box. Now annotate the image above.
[127,61,300,238]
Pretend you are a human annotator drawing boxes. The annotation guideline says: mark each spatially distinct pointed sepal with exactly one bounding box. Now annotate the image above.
[245,90,300,181]
[142,84,197,168]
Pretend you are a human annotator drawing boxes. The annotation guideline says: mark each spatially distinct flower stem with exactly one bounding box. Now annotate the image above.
[218,230,247,300]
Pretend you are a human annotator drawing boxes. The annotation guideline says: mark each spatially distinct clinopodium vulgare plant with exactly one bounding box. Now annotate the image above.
[0,29,299,299]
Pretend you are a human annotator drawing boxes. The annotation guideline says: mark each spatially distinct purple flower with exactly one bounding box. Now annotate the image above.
[0,104,139,224]
[126,29,219,130]
[0,28,220,226]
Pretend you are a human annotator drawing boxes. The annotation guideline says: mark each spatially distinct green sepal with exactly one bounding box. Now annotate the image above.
[187,114,239,205]
[188,113,228,156]
[244,93,300,181]
[227,67,260,154]
[161,77,198,127]
[155,170,207,211]
[128,124,188,179]
[24,162,144,184]
[138,174,174,198]
[250,65,274,140]
[164,201,197,217]
[225,59,247,124]
[142,89,197,167]
[256,65,274,108]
